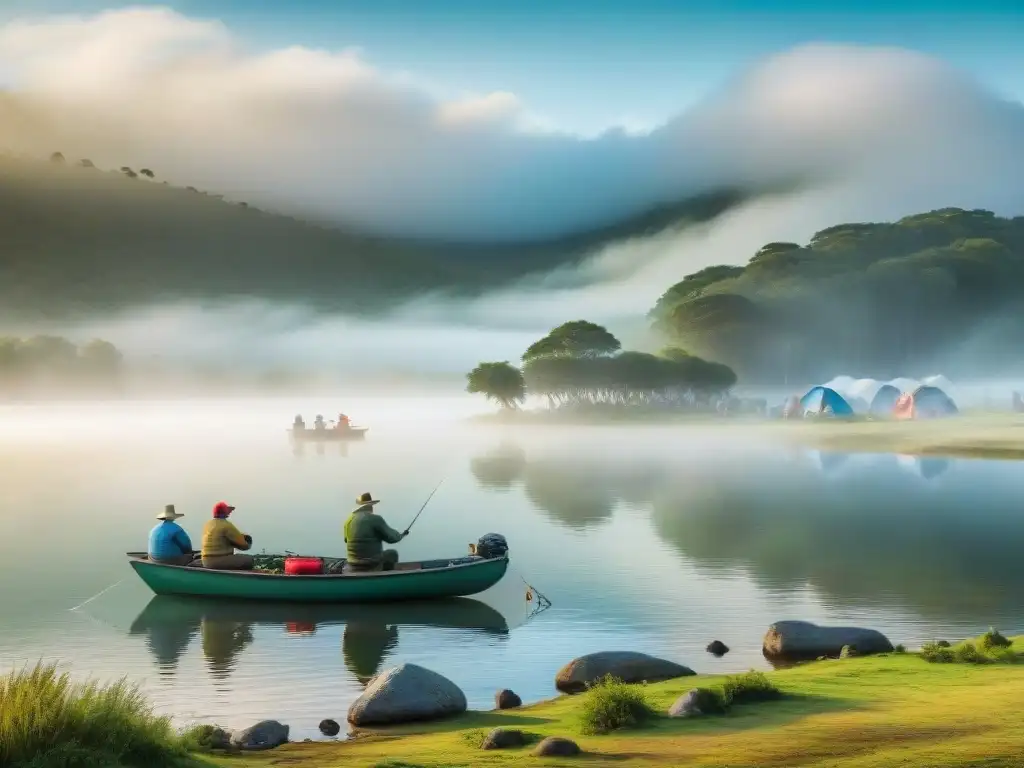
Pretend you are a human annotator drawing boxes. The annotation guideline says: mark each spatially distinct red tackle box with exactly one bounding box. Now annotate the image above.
[284,556,324,575]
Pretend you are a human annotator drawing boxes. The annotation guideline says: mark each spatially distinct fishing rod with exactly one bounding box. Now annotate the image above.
[404,478,445,534]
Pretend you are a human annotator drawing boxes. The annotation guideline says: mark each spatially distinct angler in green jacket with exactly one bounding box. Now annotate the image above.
[343,492,407,571]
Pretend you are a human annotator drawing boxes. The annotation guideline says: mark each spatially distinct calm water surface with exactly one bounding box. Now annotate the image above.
[1,397,1022,740]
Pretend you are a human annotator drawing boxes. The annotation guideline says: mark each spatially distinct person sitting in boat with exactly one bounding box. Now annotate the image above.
[337,413,350,429]
[200,501,255,570]
[293,414,305,431]
[314,415,326,431]
[344,492,408,572]
[148,504,194,566]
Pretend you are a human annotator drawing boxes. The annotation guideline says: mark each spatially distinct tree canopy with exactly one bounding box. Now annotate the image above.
[466,362,526,409]
[0,335,124,396]
[650,208,1024,381]
[467,322,736,411]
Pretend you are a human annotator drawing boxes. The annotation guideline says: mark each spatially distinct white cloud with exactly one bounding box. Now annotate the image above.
[1,8,1024,372]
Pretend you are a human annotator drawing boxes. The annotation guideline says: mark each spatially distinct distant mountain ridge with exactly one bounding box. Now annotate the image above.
[0,155,754,322]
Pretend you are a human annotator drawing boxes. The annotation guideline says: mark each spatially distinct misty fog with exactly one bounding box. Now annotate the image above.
[1,7,1024,383]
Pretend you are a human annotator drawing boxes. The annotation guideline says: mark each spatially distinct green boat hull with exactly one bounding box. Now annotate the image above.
[127,553,509,602]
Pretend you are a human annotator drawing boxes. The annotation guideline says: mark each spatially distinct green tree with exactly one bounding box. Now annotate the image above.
[466,361,526,409]
[139,168,155,179]
[522,320,621,362]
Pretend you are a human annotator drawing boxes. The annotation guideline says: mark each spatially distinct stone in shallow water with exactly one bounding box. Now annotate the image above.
[347,663,467,726]
[706,640,730,656]
[555,651,695,694]
[318,718,341,736]
[763,621,893,661]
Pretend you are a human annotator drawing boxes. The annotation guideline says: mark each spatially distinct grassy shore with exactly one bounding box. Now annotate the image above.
[203,636,1024,768]
[472,410,1024,461]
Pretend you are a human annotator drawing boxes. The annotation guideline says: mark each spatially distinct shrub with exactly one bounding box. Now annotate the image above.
[893,644,907,654]
[839,645,857,659]
[920,641,955,663]
[953,642,989,664]
[980,627,1012,650]
[0,662,186,768]
[579,675,654,735]
[688,687,728,714]
[720,670,782,707]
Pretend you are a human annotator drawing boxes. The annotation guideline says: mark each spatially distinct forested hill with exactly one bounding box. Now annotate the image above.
[0,154,745,322]
[652,207,1024,383]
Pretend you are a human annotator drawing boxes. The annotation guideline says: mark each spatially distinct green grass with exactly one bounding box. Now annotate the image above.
[0,662,192,768]
[920,629,1022,665]
[204,635,1024,767]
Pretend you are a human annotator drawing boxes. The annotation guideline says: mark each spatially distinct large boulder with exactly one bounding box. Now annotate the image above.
[555,651,695,694]
[347,663,467,726]
[763,621,893,661]
[230,720,289,751]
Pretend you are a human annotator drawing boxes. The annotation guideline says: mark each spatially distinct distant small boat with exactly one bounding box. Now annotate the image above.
[126,551,508,603]
[289,426,368,441]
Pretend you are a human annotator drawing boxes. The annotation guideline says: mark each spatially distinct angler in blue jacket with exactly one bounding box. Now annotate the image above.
[148,505,194,565]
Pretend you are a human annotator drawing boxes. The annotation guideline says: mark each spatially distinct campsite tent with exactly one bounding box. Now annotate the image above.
[799,386,855,417]
[892,386,959,419]
[869,384,902,416]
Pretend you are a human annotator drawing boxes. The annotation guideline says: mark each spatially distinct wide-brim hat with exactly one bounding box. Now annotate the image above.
[156,504,184,521]
[354,492,380,510]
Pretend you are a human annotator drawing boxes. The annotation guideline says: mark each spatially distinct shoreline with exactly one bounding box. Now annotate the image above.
[201,633,1024,767]
[469,411,1024,461]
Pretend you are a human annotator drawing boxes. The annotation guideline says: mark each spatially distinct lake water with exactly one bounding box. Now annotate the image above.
[1,397,1023,741]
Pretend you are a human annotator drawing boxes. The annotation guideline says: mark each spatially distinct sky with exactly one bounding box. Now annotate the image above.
[1,1,1023,373]
[1,0,1022,136]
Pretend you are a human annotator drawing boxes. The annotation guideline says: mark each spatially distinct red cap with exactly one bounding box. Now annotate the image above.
[212,501,236,517]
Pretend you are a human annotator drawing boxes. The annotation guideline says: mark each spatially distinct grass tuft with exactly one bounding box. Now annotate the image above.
[579,675,655,735]
[921,631,1022,665]
[719,670,782,707]
[0,662,187,768]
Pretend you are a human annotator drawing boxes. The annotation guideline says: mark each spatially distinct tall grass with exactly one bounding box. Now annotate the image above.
[0,662,189,768]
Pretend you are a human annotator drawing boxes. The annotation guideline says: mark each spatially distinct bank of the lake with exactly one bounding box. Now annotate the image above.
[203,635,1022,767]
[472,410,1024,460]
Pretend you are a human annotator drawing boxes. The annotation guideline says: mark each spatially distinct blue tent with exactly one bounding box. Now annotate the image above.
[799,386,855,417]
[869,384,902,416]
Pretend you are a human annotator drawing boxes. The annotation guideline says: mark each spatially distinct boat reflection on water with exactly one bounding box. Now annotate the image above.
[128,596,510,684]
[291,439,351,458]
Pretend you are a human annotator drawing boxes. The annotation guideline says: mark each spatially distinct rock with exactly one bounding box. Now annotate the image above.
[839,645,857,659]
[481,728,527,750]
[318,718,341,737]
[534,736,581,757]
[230,720,289,751]
[706,640,730,656]
[763,621,893,661]
[495,688,522,709]
[668,689,703,718]
[668,688,725,718]
[347,663,467,726]
[555,651,695,694]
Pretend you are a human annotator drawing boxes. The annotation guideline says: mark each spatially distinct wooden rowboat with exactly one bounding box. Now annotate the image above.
[126,552,509,603]
[289,426,368,441]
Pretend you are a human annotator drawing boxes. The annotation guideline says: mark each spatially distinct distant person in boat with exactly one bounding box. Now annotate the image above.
[293,414,305,431]
[338,413,350,429]
[200,501,255,570]
[344,492,408,572]
[314,415,326,431]
[148,505,195,566]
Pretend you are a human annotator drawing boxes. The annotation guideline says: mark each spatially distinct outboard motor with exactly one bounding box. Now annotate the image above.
[472,533,509,559]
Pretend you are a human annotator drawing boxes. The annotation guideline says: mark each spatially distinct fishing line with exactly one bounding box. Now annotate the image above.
[68,580,123,611]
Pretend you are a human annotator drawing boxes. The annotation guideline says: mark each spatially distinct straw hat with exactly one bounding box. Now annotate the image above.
[353,492,380,511]
[156,504,184,521]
